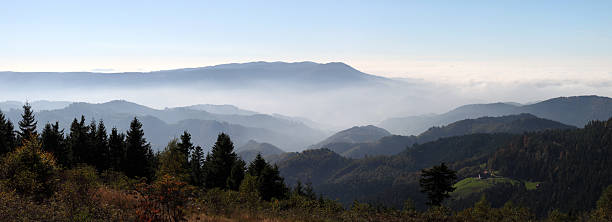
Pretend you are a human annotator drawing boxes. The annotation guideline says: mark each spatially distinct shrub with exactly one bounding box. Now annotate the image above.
[0,136,59,200]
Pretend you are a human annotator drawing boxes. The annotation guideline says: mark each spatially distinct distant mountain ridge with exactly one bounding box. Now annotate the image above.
[0,61,390,90]
[379,95,612,135]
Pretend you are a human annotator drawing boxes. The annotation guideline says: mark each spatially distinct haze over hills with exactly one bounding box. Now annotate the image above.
[379,95,612,135]
[0,61,470,128]
[0,100,72,112]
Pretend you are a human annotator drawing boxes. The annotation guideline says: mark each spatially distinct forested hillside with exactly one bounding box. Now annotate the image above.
[0,104,611,221]
[319,114,572,158]
[278,117,612,218]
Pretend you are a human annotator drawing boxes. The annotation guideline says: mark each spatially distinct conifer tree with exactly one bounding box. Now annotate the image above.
[178,131,194,177]
[85,119,98,165]
[108,127,126,171]
[68,116,88,164]
[178,131,194,159]
[246,153,288,200]
[18,102,37,140]
[94,120,109,171]
[190,145,204,186]
[247,153,267,177]
[257,164,286,200]
[419,162,457,206]
[41,122,69,166]
[0,111,16,155]
[228,158,246,190]
[203,133,242,189]
[125,117,154,180]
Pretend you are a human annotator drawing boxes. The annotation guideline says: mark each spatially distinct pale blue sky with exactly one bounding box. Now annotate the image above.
[1,0,611,82]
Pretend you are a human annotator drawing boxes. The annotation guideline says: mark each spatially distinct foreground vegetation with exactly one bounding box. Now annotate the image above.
[0,104,611,221]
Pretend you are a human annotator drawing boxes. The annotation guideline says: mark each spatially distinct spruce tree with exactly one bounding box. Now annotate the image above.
[0,111,16,155]
[94,120,109,171]
[246,153,288,200]
[419,162,457,206]
[41,122,70,166]
[18,102,37,140]
[228,158,246,190]
[203,133,242,189]
[247,153,267,177]
[125,117,154,180]
[108,127,126,171]
[257,164,287,201]
[190,145,204,186]
[178,131,194,159]
[86,119,98,165]
[68,116,88,164]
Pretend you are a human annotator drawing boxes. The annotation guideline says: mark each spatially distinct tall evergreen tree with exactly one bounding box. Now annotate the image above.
[178,131,194,177]
[41,122,69,166]
[68,116,88,165]
[85,119,98,165]
[94,120,109,171]
[190,145,204,186]
[246,153,288,200]
[108,127,126,171]
[419,162,457,206]
[18,102,37,140]
[203,133,242,190]
[228,158,246,190]
[125,117,154,180]
[0,111,16,155]
[178,131,194,159]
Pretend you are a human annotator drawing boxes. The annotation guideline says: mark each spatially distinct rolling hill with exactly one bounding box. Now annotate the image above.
[316,114,573,158]
[236,140,286,162]
[380,95,612,135]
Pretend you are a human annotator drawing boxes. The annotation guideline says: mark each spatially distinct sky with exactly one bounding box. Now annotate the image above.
[1,0,611,84]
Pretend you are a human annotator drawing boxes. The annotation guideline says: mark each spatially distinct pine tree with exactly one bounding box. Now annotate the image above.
[203,133,242,189]
[108,127,126,171]
[257,164,287,201]
[178,131,194,159]
[94,120,109,171]
[68,116,88,165]
[246,153,288,200]
[419,162,457,206]
[125,117,154,180]
[247,153,267,177]
[18,102,37,140]
[41,122,69,166]
[0,111,16,155]
[178,131,194,178]
[85,119,97,165]
[190,145,204,186]
[228,158,246,190]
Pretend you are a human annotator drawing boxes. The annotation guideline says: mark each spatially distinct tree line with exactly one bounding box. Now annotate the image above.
[0,103,290,201]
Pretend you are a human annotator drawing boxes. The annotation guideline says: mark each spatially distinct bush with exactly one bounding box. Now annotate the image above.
[0,137,59,200]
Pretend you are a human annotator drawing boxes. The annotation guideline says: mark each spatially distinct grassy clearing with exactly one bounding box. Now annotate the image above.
[452,177,519,199]
[452,177,543,199]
